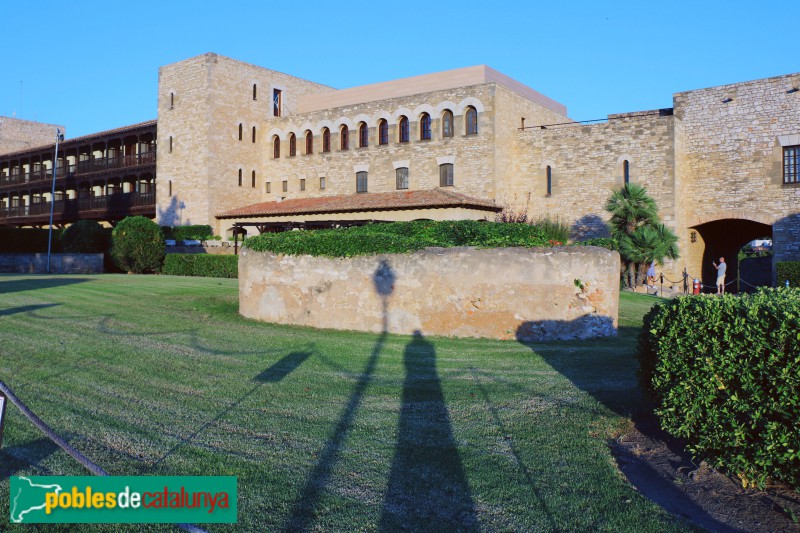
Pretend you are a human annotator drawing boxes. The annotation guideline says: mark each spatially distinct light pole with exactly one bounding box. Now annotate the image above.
[46,128,64,274]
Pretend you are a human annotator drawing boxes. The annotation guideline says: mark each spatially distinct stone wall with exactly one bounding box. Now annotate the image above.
[0,117,64,156]
[239,246,619,341]
[0,253,103,274]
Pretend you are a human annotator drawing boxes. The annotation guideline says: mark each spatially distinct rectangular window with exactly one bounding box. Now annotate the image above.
[784,146,800,184]
[266,182,271,193]
[439,164,454,187]
[356,171,368,193]
[320,176,326,190]
[396,167,409,190]
[168,180,172,197]
[300,178,306,191]
[169,136,173,153]
[273,89,282,117]
[282,180,288,193]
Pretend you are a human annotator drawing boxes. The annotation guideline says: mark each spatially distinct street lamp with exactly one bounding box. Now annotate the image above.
[46,128,65,274]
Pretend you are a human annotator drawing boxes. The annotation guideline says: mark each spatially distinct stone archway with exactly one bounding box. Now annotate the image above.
[690,218,772,293]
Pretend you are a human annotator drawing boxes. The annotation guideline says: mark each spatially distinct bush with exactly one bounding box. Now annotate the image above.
[575,237,619,251]
[0,227,63,253]
[61,220,110,253]
[111,216,165,273]
[162,225,214,241]
[638,289,800,488]
[776,261,800,287]
[162,254,238,278]
[244,220,550,257]
[530,215,570,244]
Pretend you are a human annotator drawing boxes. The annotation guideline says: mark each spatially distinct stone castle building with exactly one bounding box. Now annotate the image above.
[2,52,799,287]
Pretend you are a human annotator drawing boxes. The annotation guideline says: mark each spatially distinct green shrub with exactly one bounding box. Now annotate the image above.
[638,289,800,488]
[776,261,800,287]
[530,215,570,244]
[0,227,63,253]
[111,216,165,273]
[575,237,619,251]
[162,254,238,278]
[61,220,110,253]
[244,220,550,257]
[161,225,214,242]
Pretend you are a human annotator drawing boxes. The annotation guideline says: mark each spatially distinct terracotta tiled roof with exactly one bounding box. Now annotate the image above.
[217,189,500,219]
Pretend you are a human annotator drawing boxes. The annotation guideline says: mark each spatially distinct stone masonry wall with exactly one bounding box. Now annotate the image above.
[0,253,103,274]
[0,117,64,156]
[239,246,620,341]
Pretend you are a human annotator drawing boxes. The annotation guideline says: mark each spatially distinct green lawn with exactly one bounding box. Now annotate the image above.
[0,275,682,532]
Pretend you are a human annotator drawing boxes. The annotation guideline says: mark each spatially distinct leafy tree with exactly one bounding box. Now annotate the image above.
[605,184,678,287]
[111,216,165,273]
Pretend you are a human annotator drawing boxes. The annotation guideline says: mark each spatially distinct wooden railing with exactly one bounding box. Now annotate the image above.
[0,151,156,187]
[0,191,155,220]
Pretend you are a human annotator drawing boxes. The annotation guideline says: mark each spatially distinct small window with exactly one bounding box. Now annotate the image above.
[170,92,174,109]
[623,160,630,184]
[289,133,296,157]
[300,178,306,191]
[546,166,552,196]
[252,126,256,143]
[168,180,172,197]
[305,131,313,154]
[396,167,409,190]
[465,106,478,135]
[252,170,256,188]
[322,128,330,152]
[273,89,282,117]
[253,84,257,101]
[238,169,242,187]
[420,113,431,140]
[266,181,271,193]
[320,176,326,190]
[784,146,799,184]
[359,123,369,148]
[169,136,173,153]
[273,136,280,158]
[356,171,368,193]
[238,123,243,141]
[378,120,389,145]
[399,116,409,143]
[282,180,288,192]
[442,110,454,138]
[439,163,453,187]
[340,125,349,150]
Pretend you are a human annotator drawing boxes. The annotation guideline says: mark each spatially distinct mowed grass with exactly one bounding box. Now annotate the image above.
[0,274,682,532]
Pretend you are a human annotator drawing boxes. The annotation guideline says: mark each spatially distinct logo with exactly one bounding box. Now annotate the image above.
[10,476,236,524]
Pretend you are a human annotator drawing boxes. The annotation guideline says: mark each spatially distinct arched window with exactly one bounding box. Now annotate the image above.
[322,128,330,152]
[623,160,630,184]
[420,113,432,140]
[378,120,389,145]
[356,171,368,193]
[238,169,242,187]
[252,126,256,143]
[253,84,257,100]
[396,167,409,190]
[398,116,409,143]
[465,106,478,135]
[305,131,313,154]
[439,163,454,187]
[340,125,349,150]
[273,136,280,158]
[238,123,243,141]
[289,133,296,156]
[359,122,369,148]
[251,170,256,188]
[442,110,454,138]
[546,166,552,196]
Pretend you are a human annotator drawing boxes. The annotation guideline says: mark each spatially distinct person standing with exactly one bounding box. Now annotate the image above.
[712,257,727,294]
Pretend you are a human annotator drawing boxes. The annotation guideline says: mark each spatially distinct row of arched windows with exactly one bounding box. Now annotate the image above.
[271,108,478,158]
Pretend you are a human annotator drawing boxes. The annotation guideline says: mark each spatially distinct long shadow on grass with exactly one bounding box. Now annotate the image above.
[0,303,60,317]
[0,438,60,477]
[379,330,479,531]
[0,277,92,295]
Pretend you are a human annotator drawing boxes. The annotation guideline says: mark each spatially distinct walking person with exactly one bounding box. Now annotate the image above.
[712,257,727,294]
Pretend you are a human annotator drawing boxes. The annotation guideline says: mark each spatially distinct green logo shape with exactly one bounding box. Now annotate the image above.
[10,476,237,524]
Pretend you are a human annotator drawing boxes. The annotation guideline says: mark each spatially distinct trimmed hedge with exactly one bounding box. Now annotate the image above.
[0,227,63,253]
[162,225,214,241]
[61,220,111,253]
[244,220,550,257]
[163,254,238,278]
[638,289,800,488]
[776,261,800,287]
[111,216,165,273]
[574,237,619,251]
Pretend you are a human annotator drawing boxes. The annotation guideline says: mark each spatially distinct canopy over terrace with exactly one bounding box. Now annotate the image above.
[217,188,502,250]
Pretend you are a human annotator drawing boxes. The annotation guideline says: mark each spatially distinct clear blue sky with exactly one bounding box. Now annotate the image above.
[1,1,794,138]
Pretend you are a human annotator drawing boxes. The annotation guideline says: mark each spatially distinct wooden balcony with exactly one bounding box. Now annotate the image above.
[0,191,155,226]
[1,151,156,188]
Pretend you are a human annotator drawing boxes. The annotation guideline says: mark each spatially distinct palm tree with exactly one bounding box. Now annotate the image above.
[605,183,659,238]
